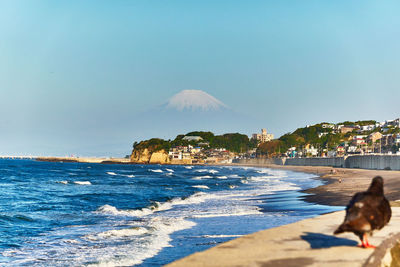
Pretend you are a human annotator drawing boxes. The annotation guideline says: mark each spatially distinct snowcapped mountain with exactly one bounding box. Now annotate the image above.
[165,90,227,111]
[127,89,257,141]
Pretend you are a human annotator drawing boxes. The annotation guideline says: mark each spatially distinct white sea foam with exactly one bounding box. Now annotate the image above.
[74,181,91,185]
[87,217,196,267]
[195,169,208,173]
[106,172,117,176]
[184,166,193,169]
[96,204,154,217]
[165,169,174,172]
[56,181,69,184]
[94,227,148,239]
[13,217,197,267]
[119,174,135,178]
[209,170,218,174]
[191,206,262,218]
[96,192,212,218]
[192,185,210,189]
[217,176,227,179]
[201,234,243,238]
[149,169,163,173]
[192,175,213,180]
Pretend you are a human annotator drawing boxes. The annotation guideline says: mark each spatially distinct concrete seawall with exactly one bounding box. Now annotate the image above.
[168,208,400,267]
[234,155,400,171]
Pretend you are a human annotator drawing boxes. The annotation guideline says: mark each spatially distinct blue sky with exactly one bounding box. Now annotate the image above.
[1,1,399,156]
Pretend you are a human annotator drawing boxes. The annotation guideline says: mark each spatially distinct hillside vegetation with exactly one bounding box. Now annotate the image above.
[133,131,257,154]
[257,120,383,156]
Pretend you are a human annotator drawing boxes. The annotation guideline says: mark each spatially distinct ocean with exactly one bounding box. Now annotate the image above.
[0,159,342,266]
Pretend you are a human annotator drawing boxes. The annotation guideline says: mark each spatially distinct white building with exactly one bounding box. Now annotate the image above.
[252,128,274,143]
[395,135,400,145]
[321,123,335,129]
[359,125,376,132]
[382,118,400,128]
[318,132,329,138]
[182,136,203,142]
[169,151,182,160]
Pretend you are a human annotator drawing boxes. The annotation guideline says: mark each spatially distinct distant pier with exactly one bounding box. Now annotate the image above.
[0,156,36,159]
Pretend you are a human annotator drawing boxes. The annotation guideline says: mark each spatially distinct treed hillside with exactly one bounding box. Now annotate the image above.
[133,131,257,154]
[257,120,397,157]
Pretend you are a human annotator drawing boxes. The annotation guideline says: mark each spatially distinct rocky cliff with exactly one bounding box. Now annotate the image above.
[130,138,171,164]
[130,148,170,164]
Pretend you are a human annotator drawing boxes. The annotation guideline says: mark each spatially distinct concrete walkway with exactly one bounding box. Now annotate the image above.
[167,208,400,267]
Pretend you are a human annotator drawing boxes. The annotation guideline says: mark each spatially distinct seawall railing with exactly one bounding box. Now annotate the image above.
[234,155,400,171]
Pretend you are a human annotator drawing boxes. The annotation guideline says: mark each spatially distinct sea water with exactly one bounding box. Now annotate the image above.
[0,159,342,266]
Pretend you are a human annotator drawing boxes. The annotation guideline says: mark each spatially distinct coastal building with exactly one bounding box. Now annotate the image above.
[367,132,383,143]
[321,123,335,129]
[384,119,400,128]
[347,145,359,154]
[169,151,182,160]
[359,125,376,133]
[304,144,318,157]
[327,150,336,157]
[336,146,345,157]
[191,147,202,154]
[252,128,274,143]
[182,152,191,160]
[318,132,329,138]
[286,147,297,158]
[171,146,189,153]
[352,135,367,146]
[182,136,203,142]
[340,126,359,134]
[395,135,400,145]
[381,134,395,147]
[198,142,210,147]
[376,121,385,128]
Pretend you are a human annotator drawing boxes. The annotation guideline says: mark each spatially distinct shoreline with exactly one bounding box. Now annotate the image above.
[232,163,400,206]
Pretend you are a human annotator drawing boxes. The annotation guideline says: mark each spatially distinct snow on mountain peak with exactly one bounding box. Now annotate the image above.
[166,90,227,111]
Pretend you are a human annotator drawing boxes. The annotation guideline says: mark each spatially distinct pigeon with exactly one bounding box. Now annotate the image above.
[334,176,391,248]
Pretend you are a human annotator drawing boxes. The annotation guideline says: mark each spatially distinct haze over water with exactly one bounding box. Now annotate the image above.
[0,159,341,266]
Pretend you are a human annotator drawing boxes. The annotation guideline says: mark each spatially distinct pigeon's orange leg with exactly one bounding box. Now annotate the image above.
[359,234,376,248]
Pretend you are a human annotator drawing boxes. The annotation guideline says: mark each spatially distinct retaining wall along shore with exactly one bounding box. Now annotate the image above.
[234,155,400,171]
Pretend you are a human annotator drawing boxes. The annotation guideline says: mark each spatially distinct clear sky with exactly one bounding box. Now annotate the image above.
[1,1,399,156]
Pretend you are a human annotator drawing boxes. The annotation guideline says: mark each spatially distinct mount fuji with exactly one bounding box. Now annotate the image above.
[165,90,228,111]
[127,89,257,141]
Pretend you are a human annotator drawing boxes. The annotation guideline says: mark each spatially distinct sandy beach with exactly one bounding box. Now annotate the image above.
[232,163,400,206]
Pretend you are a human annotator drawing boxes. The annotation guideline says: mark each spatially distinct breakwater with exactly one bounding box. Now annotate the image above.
[234,155,400,171]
